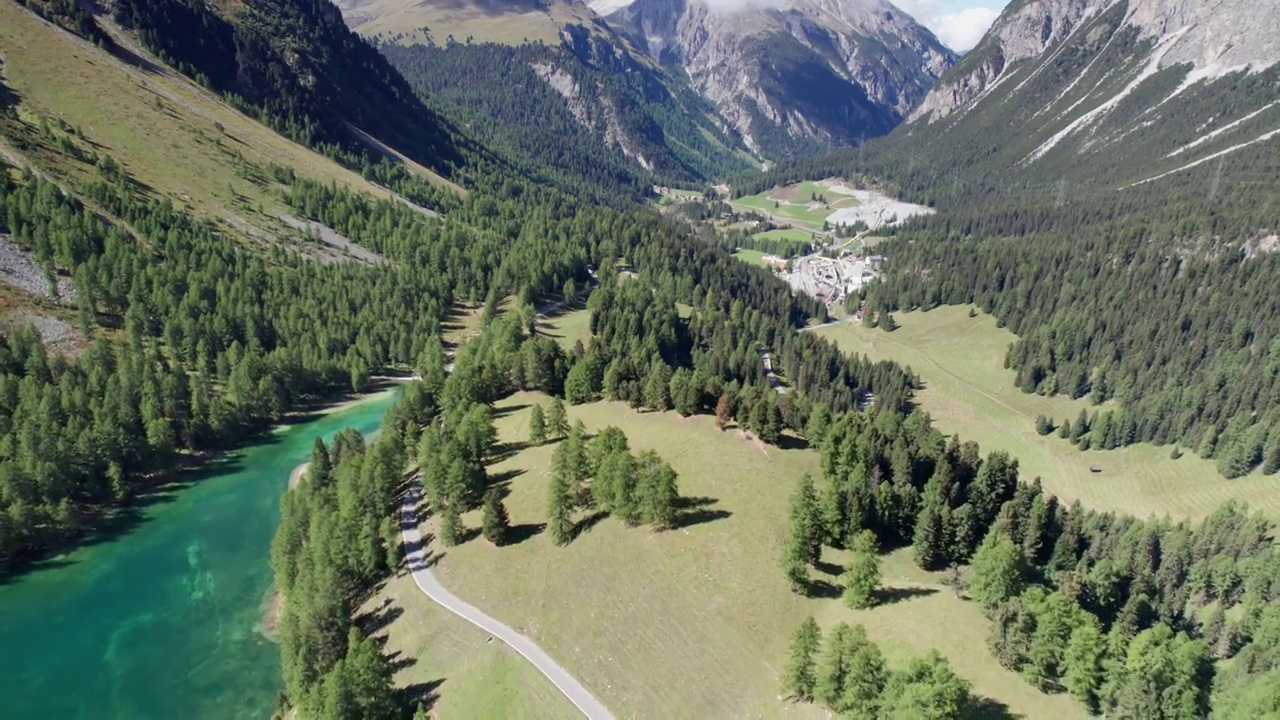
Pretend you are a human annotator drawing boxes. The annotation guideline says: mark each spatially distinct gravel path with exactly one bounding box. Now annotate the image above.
[399,481,614,720]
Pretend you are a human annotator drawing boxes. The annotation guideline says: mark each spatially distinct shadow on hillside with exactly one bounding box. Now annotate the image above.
[493,403,530,419]
[672,495,732,529]
[804,577,842,599]
[573,510,609,538]
[357,597,405,637]
[488,468,526,490]
[490,440,527,463]
[506,522,545,545]
[814,559,844,577]
[775,434,810,451]
[877,586,938,606]
[399,678,444,717]
[969,696,1019,719]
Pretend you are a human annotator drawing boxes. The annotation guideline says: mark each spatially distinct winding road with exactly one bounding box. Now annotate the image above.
[398,481,614,720]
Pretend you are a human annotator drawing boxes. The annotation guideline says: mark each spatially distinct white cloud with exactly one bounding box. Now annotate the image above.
[894,0,1003,52]
[932,7,1000,51]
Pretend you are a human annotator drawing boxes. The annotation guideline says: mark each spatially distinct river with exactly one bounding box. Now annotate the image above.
[0,389,401,719]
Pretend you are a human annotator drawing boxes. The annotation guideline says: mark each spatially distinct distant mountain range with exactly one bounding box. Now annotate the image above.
[335,0,956,170]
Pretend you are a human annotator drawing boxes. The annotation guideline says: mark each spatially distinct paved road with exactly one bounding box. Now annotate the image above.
[398,482,614,720]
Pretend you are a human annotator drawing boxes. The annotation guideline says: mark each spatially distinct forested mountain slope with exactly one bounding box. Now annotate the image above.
[336,0,758,197]
[742,0,1280,478]
[604,0,956,158]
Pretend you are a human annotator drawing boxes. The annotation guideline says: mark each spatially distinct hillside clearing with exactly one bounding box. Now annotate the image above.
[537,307,592,350]
[814,307,1280,519]
[404,393,1082,718]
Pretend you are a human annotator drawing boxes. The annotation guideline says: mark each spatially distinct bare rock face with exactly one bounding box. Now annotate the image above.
[604,0,955,155]
[912,0,1280,122]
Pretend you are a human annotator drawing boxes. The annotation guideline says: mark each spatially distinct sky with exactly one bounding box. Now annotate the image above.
[893,0,1009,52]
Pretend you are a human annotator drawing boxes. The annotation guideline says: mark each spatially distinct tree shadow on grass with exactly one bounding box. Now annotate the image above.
[382,649,417,674]
[877,586,938,606]
[506,523,545,545]
[493,403,530,419]
[489,468,526,488]
[573,510,609,538]
[489,440,527,463]
[968,696,1019,719]
[672,495,732,529]
[804,577,843,599]
[814,559,844,578]
[356,597,404,636]
[775,434,810,451]
[399,678,444,717]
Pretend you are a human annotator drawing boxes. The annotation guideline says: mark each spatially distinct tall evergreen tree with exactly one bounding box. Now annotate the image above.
[547,397,569,439]
[782,617,822,701]
[842,530,882,609]
[481,488,510,546]
[529,404,547,445]
[968,529,1027,611]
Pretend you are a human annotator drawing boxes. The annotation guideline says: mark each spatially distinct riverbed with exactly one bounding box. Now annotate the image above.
[0,388,400,719]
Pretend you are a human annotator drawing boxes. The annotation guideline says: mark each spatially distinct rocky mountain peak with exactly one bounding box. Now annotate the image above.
[604,0,956,155]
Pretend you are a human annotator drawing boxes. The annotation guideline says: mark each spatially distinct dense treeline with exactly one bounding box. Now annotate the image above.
[0,142,605,570]
[729,60,1280,477]
[271,383,435,717]
[782,617,979,718]
[784,405,1280,716]
[869,215,1280,477]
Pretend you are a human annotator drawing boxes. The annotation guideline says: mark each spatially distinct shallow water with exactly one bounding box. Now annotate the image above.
[0,391,399,719]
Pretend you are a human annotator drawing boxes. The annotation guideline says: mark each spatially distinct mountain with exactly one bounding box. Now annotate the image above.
[335,0,598,46]
[602,0,956,158]
[898,0,1280,189]
[741,0,1280,482]
[337,0,760,194]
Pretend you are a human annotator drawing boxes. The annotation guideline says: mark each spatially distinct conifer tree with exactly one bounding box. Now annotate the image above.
[638,457,679,530]
[842,530,882,609]
[1064,620,1106,714]
[880,650,974,719]
[787,474,823,569]
[481,488,510,546]
[782,616,822,701]
[815,622,853,707]
[715,393,733,431]
[547,397,569,439]
[968,530,1027,610]
[912,495,947,570]
[529,404,547,445]
[840,624,888,717]
[547,466,575,546]
[439,500,462,547]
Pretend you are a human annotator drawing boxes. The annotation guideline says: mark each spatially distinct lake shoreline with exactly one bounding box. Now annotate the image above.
[263,382,405,639]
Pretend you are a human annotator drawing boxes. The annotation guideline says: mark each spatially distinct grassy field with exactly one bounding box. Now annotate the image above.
[358,573,578,718]
[814,307,1280,520]
[753,228,815,243]
[731,248,770,266]
[537,306,591,350]
[407,393,1082,718]
[734,181,863,228]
